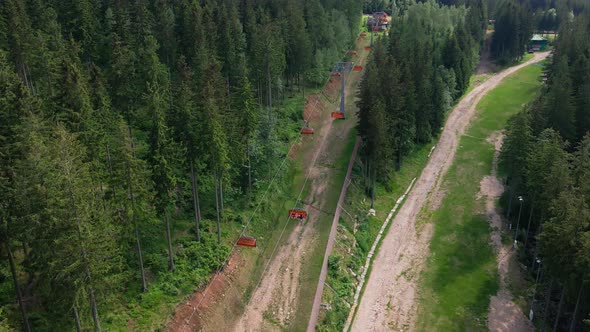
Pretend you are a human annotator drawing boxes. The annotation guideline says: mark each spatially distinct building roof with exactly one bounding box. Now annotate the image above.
[531,34,548,41]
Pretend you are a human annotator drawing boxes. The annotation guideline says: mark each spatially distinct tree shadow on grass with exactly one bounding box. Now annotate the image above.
[426,213,499,329]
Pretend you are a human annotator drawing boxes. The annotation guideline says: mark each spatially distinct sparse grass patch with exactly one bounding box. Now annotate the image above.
[416,63,544,331]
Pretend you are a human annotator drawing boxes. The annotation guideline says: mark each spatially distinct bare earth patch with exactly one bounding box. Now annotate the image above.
[164,253,243,332]
[350,53,549,331]
[483,132,533,332]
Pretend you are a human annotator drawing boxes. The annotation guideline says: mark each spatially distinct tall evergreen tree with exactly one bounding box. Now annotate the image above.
[544,56,576,142]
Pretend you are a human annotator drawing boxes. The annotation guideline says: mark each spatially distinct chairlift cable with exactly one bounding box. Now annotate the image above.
[183,41,365,327]
[184,137,299,324]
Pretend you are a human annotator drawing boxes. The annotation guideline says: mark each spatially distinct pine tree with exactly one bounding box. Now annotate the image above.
[146,79,183,272]
[0,49,33,332]
[283,0,311,88]
[118,122,151,292]
[200,59,230,244]
[572,53,590,140]
[50,40,93,131]
[53,0,100,61]
[38,125,120,331]
[491,0,532,63]
[525,129,571,231]
[501,110,534,180]
[2,0,33,82]
[573,135,590,200]
[540,188,589,292]
[544,56,576,142]
[232,71,258,192]
[171,56,203,241]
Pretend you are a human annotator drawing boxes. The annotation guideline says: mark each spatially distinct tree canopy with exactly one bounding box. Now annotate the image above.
[0,0,362,330]
[357,0,484,188]
[500,11,590,330]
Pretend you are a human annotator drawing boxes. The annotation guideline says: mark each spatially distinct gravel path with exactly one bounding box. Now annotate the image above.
[350,52,549,332]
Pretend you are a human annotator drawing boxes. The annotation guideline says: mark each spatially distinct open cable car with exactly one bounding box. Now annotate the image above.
[364,46,371,51]
[331,111,345,119]
[289,200,308,220]
[300,120,314,135]
[236,225,257,248]
[300,127,314,135]
[353,65,363,72]
[289,209,308,220]
[237,236,257,247]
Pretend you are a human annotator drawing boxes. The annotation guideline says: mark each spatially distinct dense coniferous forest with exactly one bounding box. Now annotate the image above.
[0,0,362,330]
[491,0,534,63]
[500,12,590,331]
[490,0,590,64]
[356,0,485,196]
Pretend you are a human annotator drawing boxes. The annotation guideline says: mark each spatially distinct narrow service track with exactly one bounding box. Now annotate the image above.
[350,52,549,331]
[231,38,371,331]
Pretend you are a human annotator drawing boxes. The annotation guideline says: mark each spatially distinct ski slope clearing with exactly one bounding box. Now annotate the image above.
[351,52,549,331]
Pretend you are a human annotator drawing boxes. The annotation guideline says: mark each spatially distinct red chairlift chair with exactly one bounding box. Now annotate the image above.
[353,65,363,72]
[347,50,357,56]
[331,111,345,119]
[360,32,367,37]
[288,209,308,220]
[331,71,342,77]
[237,236,257,247]
[364,46,371,51]
[300,127,314,135]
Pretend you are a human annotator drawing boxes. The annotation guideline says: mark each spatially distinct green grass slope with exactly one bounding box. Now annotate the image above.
[416,62,544,331]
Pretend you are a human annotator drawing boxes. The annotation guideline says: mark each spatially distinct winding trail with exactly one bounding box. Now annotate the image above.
[350,52,549,331]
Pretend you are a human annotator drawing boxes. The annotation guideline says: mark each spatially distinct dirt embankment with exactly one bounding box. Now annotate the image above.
[350,52,549,331]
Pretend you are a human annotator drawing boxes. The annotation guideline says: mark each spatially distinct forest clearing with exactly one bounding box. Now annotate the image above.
[416,55,547,331]
[165,33,372,332]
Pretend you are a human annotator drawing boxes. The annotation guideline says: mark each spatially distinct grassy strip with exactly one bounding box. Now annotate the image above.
[416,62,544,331]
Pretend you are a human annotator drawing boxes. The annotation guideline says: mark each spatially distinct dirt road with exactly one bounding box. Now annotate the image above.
[483,132,533,332]
[350,52,549,331]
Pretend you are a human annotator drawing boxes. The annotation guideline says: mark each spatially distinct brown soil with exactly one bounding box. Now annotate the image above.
[164,253,243,332]
[484,132,533,332]
[304,95,322,121]
[166,37,370,332]
[350,52,549,331]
